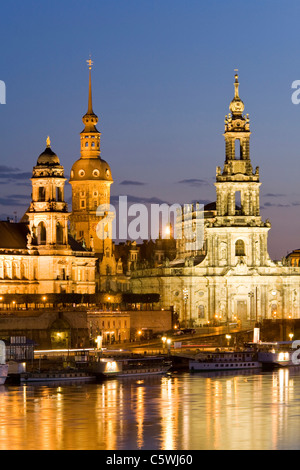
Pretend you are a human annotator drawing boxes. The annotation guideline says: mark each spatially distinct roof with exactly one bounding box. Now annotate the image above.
[0,221,89,253]
[0,221,29,249]
[68,235,89,252]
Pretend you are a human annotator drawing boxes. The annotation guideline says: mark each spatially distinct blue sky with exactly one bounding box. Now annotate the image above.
[0,0,300,258]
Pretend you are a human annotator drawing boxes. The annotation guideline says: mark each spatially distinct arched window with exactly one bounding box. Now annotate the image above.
[12,262,19,279]
[235,239,245,256]
[198,305,205,319]
[37,222,47,245]
[56,223,64,244]
[4,262,11,279]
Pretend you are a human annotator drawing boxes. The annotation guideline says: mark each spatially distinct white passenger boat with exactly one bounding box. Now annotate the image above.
[0,341,8,385]
[189,350,262,372]
[88,355,172,378]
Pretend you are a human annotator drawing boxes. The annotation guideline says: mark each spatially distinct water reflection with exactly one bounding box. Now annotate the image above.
[1,370,300,449]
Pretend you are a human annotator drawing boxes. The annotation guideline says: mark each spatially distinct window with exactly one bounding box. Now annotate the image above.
[235,239,245,256]
[80,200,85,208]
[56,223,64,244]
[37,222,47,245]
[198,305,205,319]
[56,187,63,202]
[38,187,46,202]
[235,191,242,212]
[235,139,242,160]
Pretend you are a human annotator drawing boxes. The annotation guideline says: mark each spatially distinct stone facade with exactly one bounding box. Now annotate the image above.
[130,74,300,326]
[0,139,96,297]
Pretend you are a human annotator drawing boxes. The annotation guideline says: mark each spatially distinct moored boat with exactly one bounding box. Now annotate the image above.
[254,342,299,368]
[20,370,96,383]
[189,350,262,372]
[0,341,8,385]
[88,355,172,378]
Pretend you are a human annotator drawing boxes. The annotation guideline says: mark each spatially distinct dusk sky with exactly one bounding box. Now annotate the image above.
[1,0,300,259]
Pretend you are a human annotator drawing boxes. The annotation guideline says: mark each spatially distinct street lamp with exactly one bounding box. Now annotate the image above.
[166,338,172,355]
[225,334,231,347]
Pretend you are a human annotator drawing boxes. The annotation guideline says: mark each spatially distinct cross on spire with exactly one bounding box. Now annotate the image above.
[87,55,93,70]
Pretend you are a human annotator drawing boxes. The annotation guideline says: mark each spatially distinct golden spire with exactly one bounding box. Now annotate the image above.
[46,136,51,148]
[234,69,239,99]
[229,69,244,116]
[86,55,94,114]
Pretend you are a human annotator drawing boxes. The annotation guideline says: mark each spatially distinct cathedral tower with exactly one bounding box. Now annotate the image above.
[205,72,271,268]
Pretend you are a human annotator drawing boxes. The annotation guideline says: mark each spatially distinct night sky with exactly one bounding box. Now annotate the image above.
[1,0,300,259]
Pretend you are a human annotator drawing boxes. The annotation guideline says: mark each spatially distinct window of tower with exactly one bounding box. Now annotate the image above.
[37,222,47,245]
[85,142,89,147]
[235,239,245,256]
[235,191,242,213]
[56,186,63,202]
[235,139,242,160]
[38,187,46,202]
[56,223,64,244]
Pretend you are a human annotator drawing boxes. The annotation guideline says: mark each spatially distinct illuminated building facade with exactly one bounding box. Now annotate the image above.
[131,74,300,325]
[0,138,96,297]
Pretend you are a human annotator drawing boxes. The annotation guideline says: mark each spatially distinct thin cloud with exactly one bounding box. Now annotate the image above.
[111,194,169,205]
[0,194,30,207]
[177,178,210,187]
[119,180,146,186]
[263,193,286,198]
[262,202,290,208]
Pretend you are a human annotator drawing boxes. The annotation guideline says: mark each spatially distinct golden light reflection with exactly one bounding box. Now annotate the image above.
[160,377,179,450]
[0,370,299,450]
[136,384,145,449]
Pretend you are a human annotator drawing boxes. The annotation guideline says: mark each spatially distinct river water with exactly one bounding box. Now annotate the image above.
[1,368,300,450]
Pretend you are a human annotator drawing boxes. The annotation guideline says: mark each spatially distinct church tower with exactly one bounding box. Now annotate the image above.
[27,137,69,252]
[69,59,114,255]
[70,60,117,291]
[205,72,272,268]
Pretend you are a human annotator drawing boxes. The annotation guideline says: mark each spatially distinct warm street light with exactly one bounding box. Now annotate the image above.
[166,338,172,355]
[225,334,231,347]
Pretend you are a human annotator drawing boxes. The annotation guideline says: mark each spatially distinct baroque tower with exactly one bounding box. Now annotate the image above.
[69,60,116,291]
[27,137,69,252]
[69,60,113,253]
[204,72,272,268]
